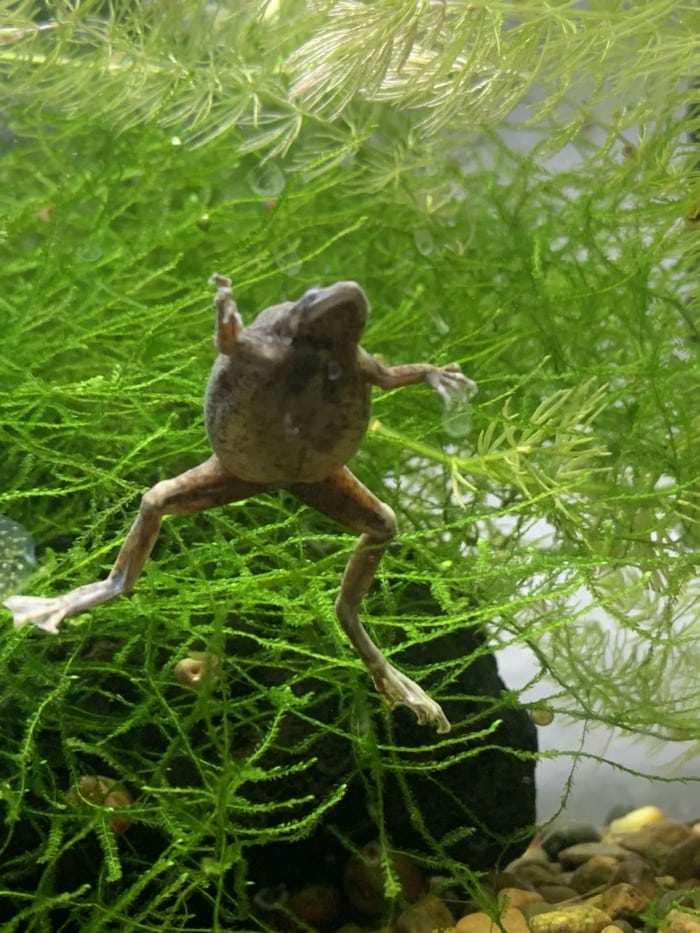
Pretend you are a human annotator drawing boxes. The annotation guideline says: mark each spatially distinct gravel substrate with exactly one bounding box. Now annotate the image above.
[257,805,700,932]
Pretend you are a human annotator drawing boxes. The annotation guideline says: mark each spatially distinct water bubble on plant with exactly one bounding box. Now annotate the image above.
[273,247,302,276]
[413,227,435,257]
[75,243,103,263]
[431,314,451,337]
[247,161,285,198]
[442,409,473,439]
[0,516,36,599]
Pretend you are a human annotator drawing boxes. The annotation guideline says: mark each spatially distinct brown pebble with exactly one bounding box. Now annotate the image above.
[343,842,425,916]
[395,894,454,933]
[660,833,700,881]
[611,822,693,862]
[557,843,630,869]
[610,856,662,897]
[588,882,649,922]
[528,905,612,933]
[613,921,637,933]
[66,774,134,835]
[486,870,536,893]
[569,856,617,894]
[287,883,342,930]
[497,887,545,911]
[659,909,700,933]
[536,884,580,904]
[456,906,528,933]
[510,862,563,886]
[506,853,556,873]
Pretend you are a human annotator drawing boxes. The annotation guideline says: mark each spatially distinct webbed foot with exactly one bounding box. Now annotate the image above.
[374,663,451,734]
[3,595,69,635]
[426,363,477,406]
[4,575,125,635]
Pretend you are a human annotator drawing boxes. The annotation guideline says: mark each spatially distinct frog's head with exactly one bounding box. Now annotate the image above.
[292,281,369,346]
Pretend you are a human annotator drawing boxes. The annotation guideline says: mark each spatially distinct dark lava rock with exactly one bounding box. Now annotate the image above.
[243,582,537,891]
[373,625,537,870]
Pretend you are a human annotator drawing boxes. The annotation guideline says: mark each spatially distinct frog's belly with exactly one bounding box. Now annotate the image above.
[205,362,371,485]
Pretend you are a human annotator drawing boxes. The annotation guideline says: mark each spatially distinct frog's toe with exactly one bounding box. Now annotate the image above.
[374,665,451,734]
[3,595,66,635]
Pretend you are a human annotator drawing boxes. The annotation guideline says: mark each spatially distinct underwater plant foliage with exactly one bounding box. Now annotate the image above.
[1,1,699,929]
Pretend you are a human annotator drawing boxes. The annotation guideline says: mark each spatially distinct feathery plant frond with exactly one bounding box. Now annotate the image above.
[1,0,699,929]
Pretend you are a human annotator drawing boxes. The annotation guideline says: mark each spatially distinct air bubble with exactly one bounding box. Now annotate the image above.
[442,409,473,439]
[273,247,302,276]
[75,243,103,263]
[247,161,285,198]
[413,227,434,256]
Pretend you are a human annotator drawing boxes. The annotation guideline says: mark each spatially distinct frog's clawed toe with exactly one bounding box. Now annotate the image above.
[374,665,451,734]
[3,595,67,635]
[426,364,478,407]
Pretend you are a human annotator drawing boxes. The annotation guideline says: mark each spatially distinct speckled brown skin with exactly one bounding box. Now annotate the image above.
[4,275,476,733]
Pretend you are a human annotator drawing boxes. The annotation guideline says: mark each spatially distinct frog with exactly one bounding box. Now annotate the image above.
[4,275,477,734]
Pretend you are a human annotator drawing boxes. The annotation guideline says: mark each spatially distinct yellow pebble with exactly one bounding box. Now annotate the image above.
[607,806,666,834]
[456,907,529,933]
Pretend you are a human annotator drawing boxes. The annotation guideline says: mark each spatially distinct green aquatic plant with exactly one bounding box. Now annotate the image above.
[1,1,699,929]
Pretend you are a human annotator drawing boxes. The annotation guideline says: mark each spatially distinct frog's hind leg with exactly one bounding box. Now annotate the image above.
[290,466,451,734]
[4,456,264,635]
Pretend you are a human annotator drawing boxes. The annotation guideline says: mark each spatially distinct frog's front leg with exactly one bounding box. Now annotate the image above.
[361,352,477,406]
[4,457,265,635]
[291,466,451,734]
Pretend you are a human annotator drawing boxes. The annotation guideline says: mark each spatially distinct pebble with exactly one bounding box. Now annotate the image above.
[528,905,611,933]
[497,888,545,911]
[660,833,700,881]
[320,806,700,933]
[536,884,580,904]
[608,821,693,860]
[568,856,617,894]
[660,910,700,933]
[541,823,601,860]
[507,860,563,886]
[555,842,631,869]
[394,894,454,933]
[610,855,662,897]
[343,841,425,916]
[588,881,649,921]
[287,883,342,929]
[607,806,666,834]
[456,906,529,933]
[65,774,133,835]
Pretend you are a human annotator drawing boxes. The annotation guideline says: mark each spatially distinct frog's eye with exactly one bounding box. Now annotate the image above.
[301,287,321,303]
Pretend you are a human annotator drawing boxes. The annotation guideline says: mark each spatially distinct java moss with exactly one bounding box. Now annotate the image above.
[1,3,699,930]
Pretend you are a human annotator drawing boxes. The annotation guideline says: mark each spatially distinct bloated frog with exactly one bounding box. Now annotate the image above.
[5,276,477,733]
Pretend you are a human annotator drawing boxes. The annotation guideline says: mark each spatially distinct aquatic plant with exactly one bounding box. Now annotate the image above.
[0,1,698,930]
